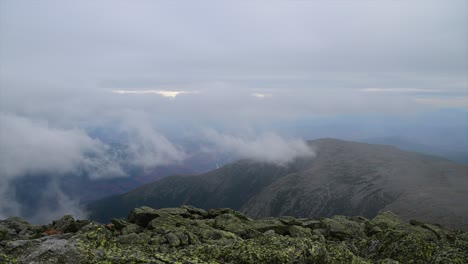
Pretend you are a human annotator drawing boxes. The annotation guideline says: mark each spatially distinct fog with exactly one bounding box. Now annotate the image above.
[0,0,466,223]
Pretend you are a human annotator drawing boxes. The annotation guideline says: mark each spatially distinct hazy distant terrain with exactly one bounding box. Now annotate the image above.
[88,139,468,230]
[362,136,468,165]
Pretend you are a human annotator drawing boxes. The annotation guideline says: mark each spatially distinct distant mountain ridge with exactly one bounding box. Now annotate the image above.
[87,138,468,230]
[361,136,468,165]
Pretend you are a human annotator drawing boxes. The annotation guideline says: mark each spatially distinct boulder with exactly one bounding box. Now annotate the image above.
[321,215,365,240]
[1,206,467,263]
[128,206,163,227]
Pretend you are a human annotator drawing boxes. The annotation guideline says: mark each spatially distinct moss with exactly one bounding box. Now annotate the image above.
[0,253,18,264]
[2,206,468,263]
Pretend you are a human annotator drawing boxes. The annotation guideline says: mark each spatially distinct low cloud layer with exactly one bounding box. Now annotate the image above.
[0,113,124,180]
[0,112,187,222]
[119,113,187,168]
[112,89,199,98]
[203,130,315,165]
[0,113,124,221]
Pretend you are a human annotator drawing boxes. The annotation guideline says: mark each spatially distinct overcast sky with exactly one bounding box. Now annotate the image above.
[0,0,467,173]
[1,0,466,119]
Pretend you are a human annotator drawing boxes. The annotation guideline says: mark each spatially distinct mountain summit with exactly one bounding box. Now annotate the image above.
[2,206,468,263]
[88,139,468,229]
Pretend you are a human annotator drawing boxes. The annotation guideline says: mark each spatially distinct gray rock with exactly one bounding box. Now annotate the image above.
[52,215,75,233]
[121,224,142,235]
[110,218,131,230]
[165,232,180,247]
[128,206,163,227]
[20,237,83,264]
[288,225,313,238]
[321,215,365,240]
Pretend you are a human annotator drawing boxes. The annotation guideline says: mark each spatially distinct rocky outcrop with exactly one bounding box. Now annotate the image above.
[1,207,467,263]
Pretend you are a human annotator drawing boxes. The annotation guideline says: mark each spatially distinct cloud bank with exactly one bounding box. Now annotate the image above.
[119,113,187,168]
[0,113,124,180]
[203,130,315,165]
[112,90,199,98]
[0,112,187,222]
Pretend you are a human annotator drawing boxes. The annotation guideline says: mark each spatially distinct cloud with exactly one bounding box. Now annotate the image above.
[203,129,315,165]
[23,180,88,224]
[0,113,125,179]
[0,182,20,220]
[0,113,125,222]
[112,89,199,98]
[358,88,444,93]
[118,112,187,168]
[414,97,468,108]
[251,93,273,99]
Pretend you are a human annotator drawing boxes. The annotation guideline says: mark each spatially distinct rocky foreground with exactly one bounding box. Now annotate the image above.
[1,206,467,263]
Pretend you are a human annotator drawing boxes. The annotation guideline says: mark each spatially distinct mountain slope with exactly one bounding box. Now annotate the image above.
[87,138,468,229]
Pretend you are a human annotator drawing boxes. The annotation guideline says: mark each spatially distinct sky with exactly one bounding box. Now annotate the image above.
[0,0,467,222]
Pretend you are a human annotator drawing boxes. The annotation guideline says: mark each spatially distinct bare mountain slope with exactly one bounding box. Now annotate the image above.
[242,139,468,229]
[87,138,468,229]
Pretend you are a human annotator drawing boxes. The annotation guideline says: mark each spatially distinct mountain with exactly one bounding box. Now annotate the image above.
[2,206,467,263]
[361,136,468,165]
[87,139,468,230]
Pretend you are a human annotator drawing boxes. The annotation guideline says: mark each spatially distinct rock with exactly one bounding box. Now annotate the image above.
[116,232,150,245]
[48,216,90,234]
[288,225,313,238]
[369,211,404,230]
[278,216,305,226]
[181,205,208,218]
[0,224,16,241]
[148,214,187,232]
[207,208,250,220]
[165,232,180,247]
[121,224,142,235]
[213,213,254,238]
[157,207,191,218]
[321,215,365,240]
[52,215,75,233]
[1,217,31,233]
[110,218,131,230]
[18,236,83,264]
[128,206,163,227]
[1,207,467,263]
[250,218,289,235]
[301,219,322,229]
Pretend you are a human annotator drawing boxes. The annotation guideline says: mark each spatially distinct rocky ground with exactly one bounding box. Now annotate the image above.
[1,206,467,263]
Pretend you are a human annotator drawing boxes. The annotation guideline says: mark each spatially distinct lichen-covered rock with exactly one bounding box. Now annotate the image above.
[1,206,467,263]
[322,215,366,240]
[50,215,90,234]
[250,217,289,234]
[127,206,163,227]
[110,218,131,230]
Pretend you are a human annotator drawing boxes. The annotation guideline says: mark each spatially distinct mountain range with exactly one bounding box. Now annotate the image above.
[87,138,468,230]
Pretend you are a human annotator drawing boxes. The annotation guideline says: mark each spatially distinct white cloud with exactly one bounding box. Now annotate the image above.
[112,89,199,98]
[251,93,273,99]
[0,113,126,222]
[119,112,187,168]
[0,113,125,179]
[203,129,315,165]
